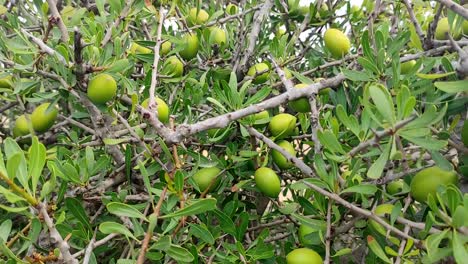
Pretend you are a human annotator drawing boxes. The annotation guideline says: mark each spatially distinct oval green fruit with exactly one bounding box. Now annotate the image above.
[253,110,270,127]
[400,60,416,75]
[463,20,468,35]
[209,27,227,48]
[141,98,170,123]
[286,248,322,264]
[0,76,13,88]
[13,114,31,137]
[298,224,315,246]
[188,8,209,26]
[161,41,172,56]
[129,43,152,54]
[435,18,462,40]
[193,167,221,193]
[162,56,184,77]
[289,84,311,113]
[271,140,296,170]
[247,63,270,84]
[226,3,238,15]
[387,179,407,195]
[31,103,58,133]
[87,73,117,104]
[324,28,350,58]
[268,113,296,139]
[254,167,281,198]
[410,166,458,203]
[179,33,199,60]
[461,120,468,147]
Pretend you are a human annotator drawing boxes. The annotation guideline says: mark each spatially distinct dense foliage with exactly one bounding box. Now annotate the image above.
[0,0,468,263]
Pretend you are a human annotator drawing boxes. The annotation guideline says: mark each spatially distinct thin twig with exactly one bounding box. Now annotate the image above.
[46,0,69,42]
[436,0,468,20]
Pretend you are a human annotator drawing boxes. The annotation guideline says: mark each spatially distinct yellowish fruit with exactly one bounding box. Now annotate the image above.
[0,75,13,88]
[289,84,311,113]
[286,248,322,264]
[271,140,296,170]
[324,28,351,58]
[192,167,221,193]
[298,225,315,246]
[435,18,462,40]
[254,167,281,198]
[31,103,58,133]
[410,166,458,203]
[463,20,468,35]
[161,41,172,56]
[162,56,184,77]
[179,33,199,60]
[129,43,152,54]
[226,3,238,15]
[209,27,227,48]
[268,113,296,139]
[188,8,209,26]
[141,98,170,123]
[87,73,117,104]
[13,115,31,137]
[400,60,417,74]
[247,63,270,84]
[462,120,468,147]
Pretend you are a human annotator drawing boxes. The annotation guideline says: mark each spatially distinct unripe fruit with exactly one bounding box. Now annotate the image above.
[0,76,13,88]
[400,60,416,74]
[179,33,199,60]
[162,56,184,77]
[161,41,172,56]
[226,3,238,15]
[141,98,170,123]
[462,120,468,147]
[129,43,151,54]
[271,140,296,170]
[188,8,209,26]
[254,167,281,198]
[289,84,311,113]
[387,179,407,195]
[410,166,458,203]
[209,27,227,48]
[268,113,296,139]
[31,103,58,133]
[463,20,468,35]
[286,248,322,264]
[435,18,462,40]
[324,28,351,58]
[87,74,117,104]
[253,110,270,127]
[247,63,270,84]
[192,167,221,193]
[13,115,31,137]
[298,224,315,246]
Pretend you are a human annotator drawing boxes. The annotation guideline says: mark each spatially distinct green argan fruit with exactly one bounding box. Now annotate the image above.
[289,84,311,113]
[161,41,172,56]
[461,120,468,147]
[286,248,323,264]
[435,17,462,40]
[192,167,221,193]
[188,8,209,26]
[129,43,152,54]
[324,28,351,58]
[387,179,407,195]
[253,110,270,127]
[141,98,170,123]
[87,74,117,104]
[31,103,58,133]
[209,27,227,48]
[268,113,296,139]
[0,75,13,88]
[463,20,468,35]
[400,60,416,74]
[247,63,270,84]
[162,56,184,77]
[254,167,281,198]
[179,33,199,60]
[13,115,31,137]
[226,3,238,15]
[271,140,296,170]
[410,166,458,203]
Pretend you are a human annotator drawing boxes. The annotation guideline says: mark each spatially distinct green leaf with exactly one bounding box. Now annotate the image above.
[368,84,395,125]
[150,235,171,251]
[0,204,28,212]
[0,219,12,242]
[0,237,28,263]
[160,198,217,219]
[166,245,194,262]
[367,235,392,263]
[292,213,327,231]
[103,138,130,145]
[342,68,374,82]
[317,130,345,154]
[106,202,148,221]
[65,197,92,231]
[367,142,391,179]
[452,230,468,264]
[7,152,29,193]
[408,21,423,51]
[434,80,468,93]
[212,209,237,237]
[29,136,46,195]
[99,222,136,240]
[332,248,352,257]
[341,184,378,195]
[416,72,455,80]
[189,223,215,245]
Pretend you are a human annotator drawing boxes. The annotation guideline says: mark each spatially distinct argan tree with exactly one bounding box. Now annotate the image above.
[0,0,467,263]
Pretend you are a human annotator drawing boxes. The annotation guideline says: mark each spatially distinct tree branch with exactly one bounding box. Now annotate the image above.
[46,0,69,42]
[436,0,468,20]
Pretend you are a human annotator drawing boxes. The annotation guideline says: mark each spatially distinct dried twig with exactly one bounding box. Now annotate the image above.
[46,0,69,42]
